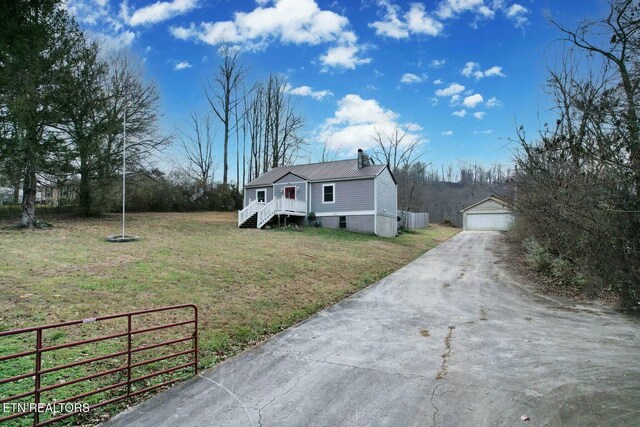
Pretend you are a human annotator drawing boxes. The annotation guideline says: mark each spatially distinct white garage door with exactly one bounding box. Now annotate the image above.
[465,212,514,231]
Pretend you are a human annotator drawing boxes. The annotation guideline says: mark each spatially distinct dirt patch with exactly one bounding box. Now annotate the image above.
[420,329,430,337]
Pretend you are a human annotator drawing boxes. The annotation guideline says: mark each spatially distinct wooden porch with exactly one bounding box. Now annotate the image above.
[238,197,307,228]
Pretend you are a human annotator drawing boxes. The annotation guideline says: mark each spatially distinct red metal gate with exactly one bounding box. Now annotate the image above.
[0,304,198,426]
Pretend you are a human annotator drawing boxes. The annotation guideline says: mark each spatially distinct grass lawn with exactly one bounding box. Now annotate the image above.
[0,211,458,425]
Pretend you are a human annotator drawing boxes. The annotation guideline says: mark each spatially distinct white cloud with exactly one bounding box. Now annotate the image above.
[404,122,423,131]
[371,0,529,35]
[369,1,443,39]
[452,109,467,117]
[328,94,397,125]
[486,96,502,108]
[505,3,529,28]
[449,94,461,105]
[170,0,369,70]
[65,0,136,50]
[441,130,453,136]
[463,93,483,108]
[473,129,493,134]
[285,84,333,100]
[406,3,444,35]
[92,30,136,50]
[433,79,443,85]
[429,59,446,68]
[319,44,371,70]
[461,61,477,77]
[123,0,197,26]
[368,1,409,38]
[400,73,423,84]
[318,94,422,154]
[461,61,505,79]
[174,61,192,70]
[473,111,486,119]
[484,65,505,77]
[436,0,488,19]
[66,0,111,25]
[435,83,465,97]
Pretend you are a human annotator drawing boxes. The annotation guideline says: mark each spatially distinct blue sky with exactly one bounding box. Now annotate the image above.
[65,0,608,176]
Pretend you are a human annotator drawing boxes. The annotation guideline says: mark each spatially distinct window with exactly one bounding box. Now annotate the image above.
[322,184,335,203]
[256,189,266,203]
[339,216,346,229]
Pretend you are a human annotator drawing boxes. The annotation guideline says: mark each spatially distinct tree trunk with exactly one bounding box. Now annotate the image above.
[79,164,92,216]
[12,181,20,204]
[20,169,36,228]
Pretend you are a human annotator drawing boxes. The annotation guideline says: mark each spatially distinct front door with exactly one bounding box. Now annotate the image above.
[284,187,296,199]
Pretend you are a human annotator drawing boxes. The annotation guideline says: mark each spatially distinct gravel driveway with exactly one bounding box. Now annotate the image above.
[105,231,640,427]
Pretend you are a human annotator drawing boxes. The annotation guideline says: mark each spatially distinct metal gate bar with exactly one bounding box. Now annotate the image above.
[0,304,198,426]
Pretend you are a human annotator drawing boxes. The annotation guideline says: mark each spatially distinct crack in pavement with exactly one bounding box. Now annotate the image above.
[430,381,443,427]
[431,325,456,427]
[436,326,455,380]
[256,367,314,427]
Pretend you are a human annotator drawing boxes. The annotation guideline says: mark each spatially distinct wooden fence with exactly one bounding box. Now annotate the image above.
[397,210,429,230]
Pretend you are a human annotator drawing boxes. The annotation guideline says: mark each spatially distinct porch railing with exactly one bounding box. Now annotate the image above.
[257,198,278,229]
[280,197,306,214]
[238,199,264,226]
[256,197,307,229]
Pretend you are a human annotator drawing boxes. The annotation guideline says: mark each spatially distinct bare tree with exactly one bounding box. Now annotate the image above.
[551,0,640,204]
[246,81,264,182]
[371,124,423,172]
[178,112,216,193]
[244,75,304,180]
[90,51,169,212]
[510,0,640,306]
[205,45,246,185]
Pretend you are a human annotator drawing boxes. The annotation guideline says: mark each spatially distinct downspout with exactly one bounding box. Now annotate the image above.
[395,179,398,236]
[374,177,378,236]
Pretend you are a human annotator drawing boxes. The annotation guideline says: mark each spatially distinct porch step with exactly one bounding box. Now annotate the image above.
[239,212,258,228]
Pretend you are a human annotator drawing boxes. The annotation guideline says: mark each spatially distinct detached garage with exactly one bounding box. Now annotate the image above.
[461,195,514,231]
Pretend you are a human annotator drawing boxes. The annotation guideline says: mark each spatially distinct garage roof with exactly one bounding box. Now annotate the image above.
[460,195,512,212]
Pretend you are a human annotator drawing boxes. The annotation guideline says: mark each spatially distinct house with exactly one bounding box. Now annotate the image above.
[460,195,514,231]
[239,149,398,237]
[40,182,77,206]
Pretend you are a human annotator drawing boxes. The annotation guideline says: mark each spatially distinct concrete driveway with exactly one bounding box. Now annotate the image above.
[105,232,640,427]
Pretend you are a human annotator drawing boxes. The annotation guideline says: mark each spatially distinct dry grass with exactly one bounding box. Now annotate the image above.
[0,212,458,425]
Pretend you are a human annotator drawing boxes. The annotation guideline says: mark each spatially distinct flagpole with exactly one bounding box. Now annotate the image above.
[122,106,126,239]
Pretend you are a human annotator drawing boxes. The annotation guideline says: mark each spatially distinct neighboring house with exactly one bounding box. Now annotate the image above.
[239,149,398,237]
[460,195,514,231]
[40,182,77,206]
[0,187,15,205]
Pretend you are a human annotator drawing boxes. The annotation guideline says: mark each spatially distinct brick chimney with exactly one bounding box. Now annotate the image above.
[357,149,370,169]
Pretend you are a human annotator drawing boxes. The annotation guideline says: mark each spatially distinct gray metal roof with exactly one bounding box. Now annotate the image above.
[245,159,390,187]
